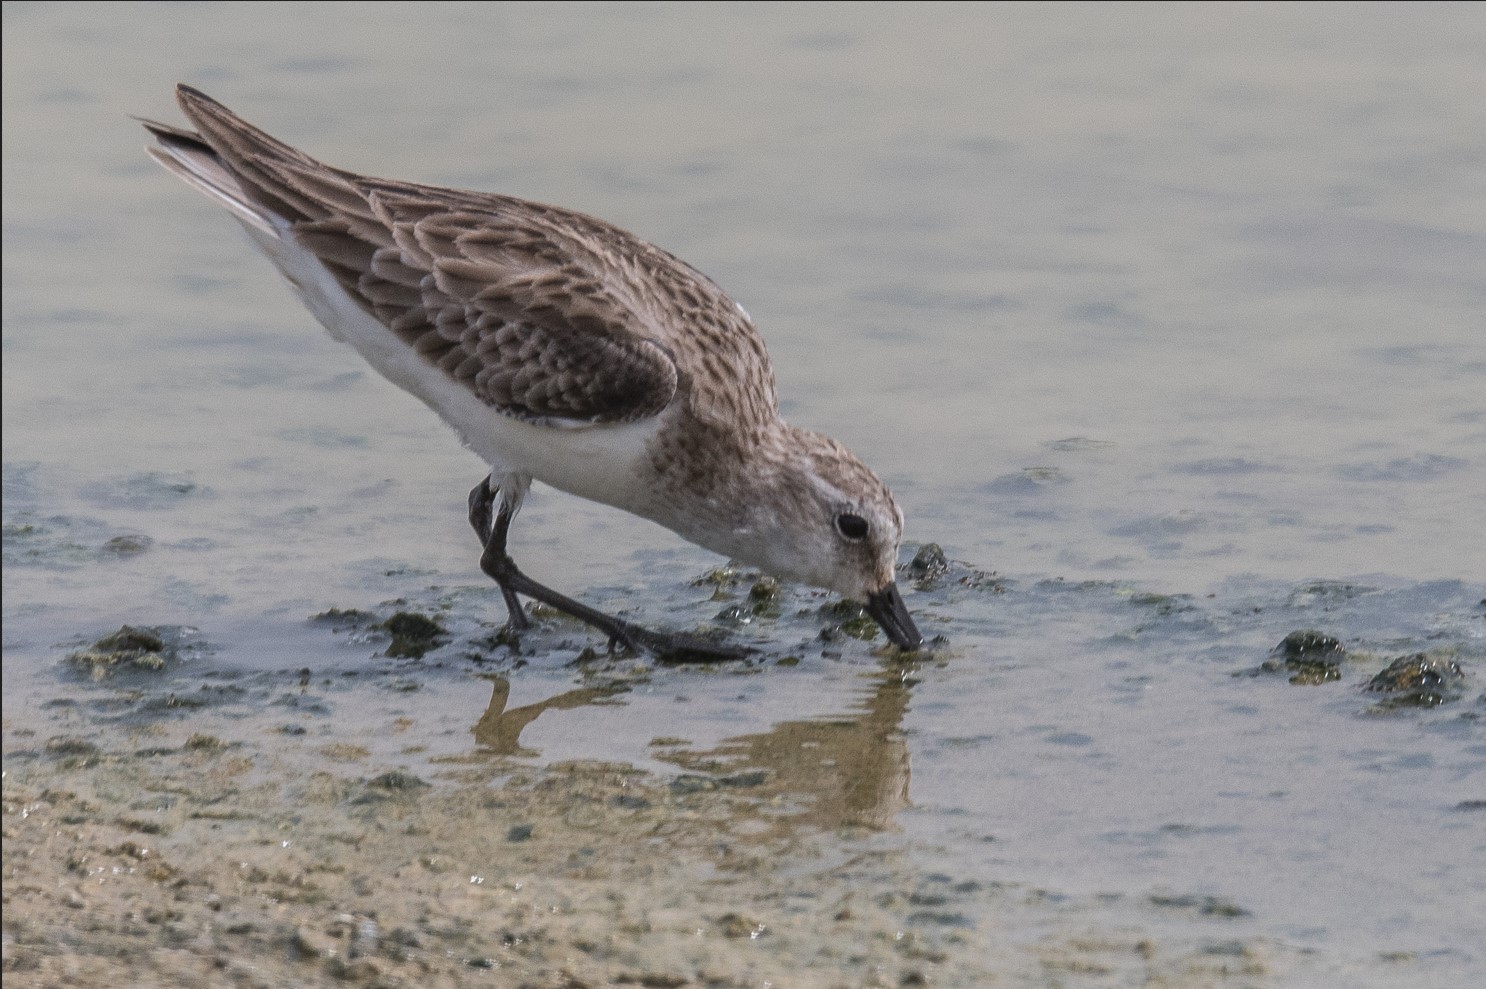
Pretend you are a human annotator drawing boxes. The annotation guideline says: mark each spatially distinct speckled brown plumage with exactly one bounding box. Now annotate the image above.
[146,86,773,435]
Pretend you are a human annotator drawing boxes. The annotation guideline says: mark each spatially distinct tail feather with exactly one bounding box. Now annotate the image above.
[161,82,335,225]
[148,85,391,246]
[143,85,396,329]
[173,84,318,170]
[141,117,277,234]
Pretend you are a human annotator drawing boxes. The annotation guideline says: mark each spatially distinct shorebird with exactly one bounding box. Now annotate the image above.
[143,85,923,657]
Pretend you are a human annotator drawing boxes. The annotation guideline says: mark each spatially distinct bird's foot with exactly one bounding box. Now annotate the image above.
[615,623,754,664]
[505,601,533,632]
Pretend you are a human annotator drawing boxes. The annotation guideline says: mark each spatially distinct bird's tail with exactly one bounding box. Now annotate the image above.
[140,111,278,235]
[141,84,360,235]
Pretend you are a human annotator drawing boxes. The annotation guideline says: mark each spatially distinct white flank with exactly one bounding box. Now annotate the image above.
[239,221,659,513]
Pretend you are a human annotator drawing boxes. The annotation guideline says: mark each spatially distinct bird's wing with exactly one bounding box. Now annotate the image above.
[146,84,677,425]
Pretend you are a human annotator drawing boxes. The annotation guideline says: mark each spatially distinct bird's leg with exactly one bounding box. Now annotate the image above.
[477,518,649,652]
[467,474,751,661]
[469,474,646,646]
[468,476,529,630]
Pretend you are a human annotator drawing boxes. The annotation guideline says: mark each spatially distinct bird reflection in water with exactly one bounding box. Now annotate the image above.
[470,663,916,833]
[470,676,630,757]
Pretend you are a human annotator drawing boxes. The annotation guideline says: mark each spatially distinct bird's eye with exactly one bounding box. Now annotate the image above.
[835,512,869,541]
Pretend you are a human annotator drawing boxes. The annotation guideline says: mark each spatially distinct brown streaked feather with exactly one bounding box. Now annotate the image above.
[165,84,778,429]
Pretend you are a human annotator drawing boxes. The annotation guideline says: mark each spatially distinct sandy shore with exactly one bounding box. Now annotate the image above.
[1,652,1294,989]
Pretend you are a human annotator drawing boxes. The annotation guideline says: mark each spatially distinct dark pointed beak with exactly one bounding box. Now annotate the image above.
[867,582,923,651]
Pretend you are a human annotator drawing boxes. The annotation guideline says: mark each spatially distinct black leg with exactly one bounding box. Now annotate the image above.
[467,475,495,541]
[467,474,751,661]
[468,476,529,630]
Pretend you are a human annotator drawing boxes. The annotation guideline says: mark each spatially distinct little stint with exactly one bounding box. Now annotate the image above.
[143,85,923,656]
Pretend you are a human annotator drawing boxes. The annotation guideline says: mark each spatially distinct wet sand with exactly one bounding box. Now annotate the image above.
[4,667,1306,989]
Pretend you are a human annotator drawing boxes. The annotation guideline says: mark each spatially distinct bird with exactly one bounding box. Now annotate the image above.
[142,84,923,658]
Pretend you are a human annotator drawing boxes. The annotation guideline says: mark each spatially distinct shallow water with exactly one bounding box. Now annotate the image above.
[4,3,1485,985]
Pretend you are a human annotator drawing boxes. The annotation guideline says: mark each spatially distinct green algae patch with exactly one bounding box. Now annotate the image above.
[748,574,781,607]
[366,769,430,792]
[1365,652,1467,711]
[65,626,169,680]
[101,534,152,557]
[309,607,377,628]
[1127,591,1197,615]
[908,543,949,582]
[818,599,881,642]
[1235,629,1349,684]
[377,611,448,658]
[1273,630,1346,685]
[714,575,785,630]
[1274,630,1345,661]
[692,563,770,603]
[183,733,228,752]
[1149,893,1251,918]
[904,543,1005,595]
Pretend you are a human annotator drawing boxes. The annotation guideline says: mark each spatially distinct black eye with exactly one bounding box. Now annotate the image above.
[835,512,869,541]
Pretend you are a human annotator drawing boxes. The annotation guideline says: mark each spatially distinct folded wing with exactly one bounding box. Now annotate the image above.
[144,85,677,425]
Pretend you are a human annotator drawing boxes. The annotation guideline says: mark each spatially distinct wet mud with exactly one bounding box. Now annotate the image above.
[6,563,1481,988]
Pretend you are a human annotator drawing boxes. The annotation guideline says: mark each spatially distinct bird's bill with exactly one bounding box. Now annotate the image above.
[867,582,923,651]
